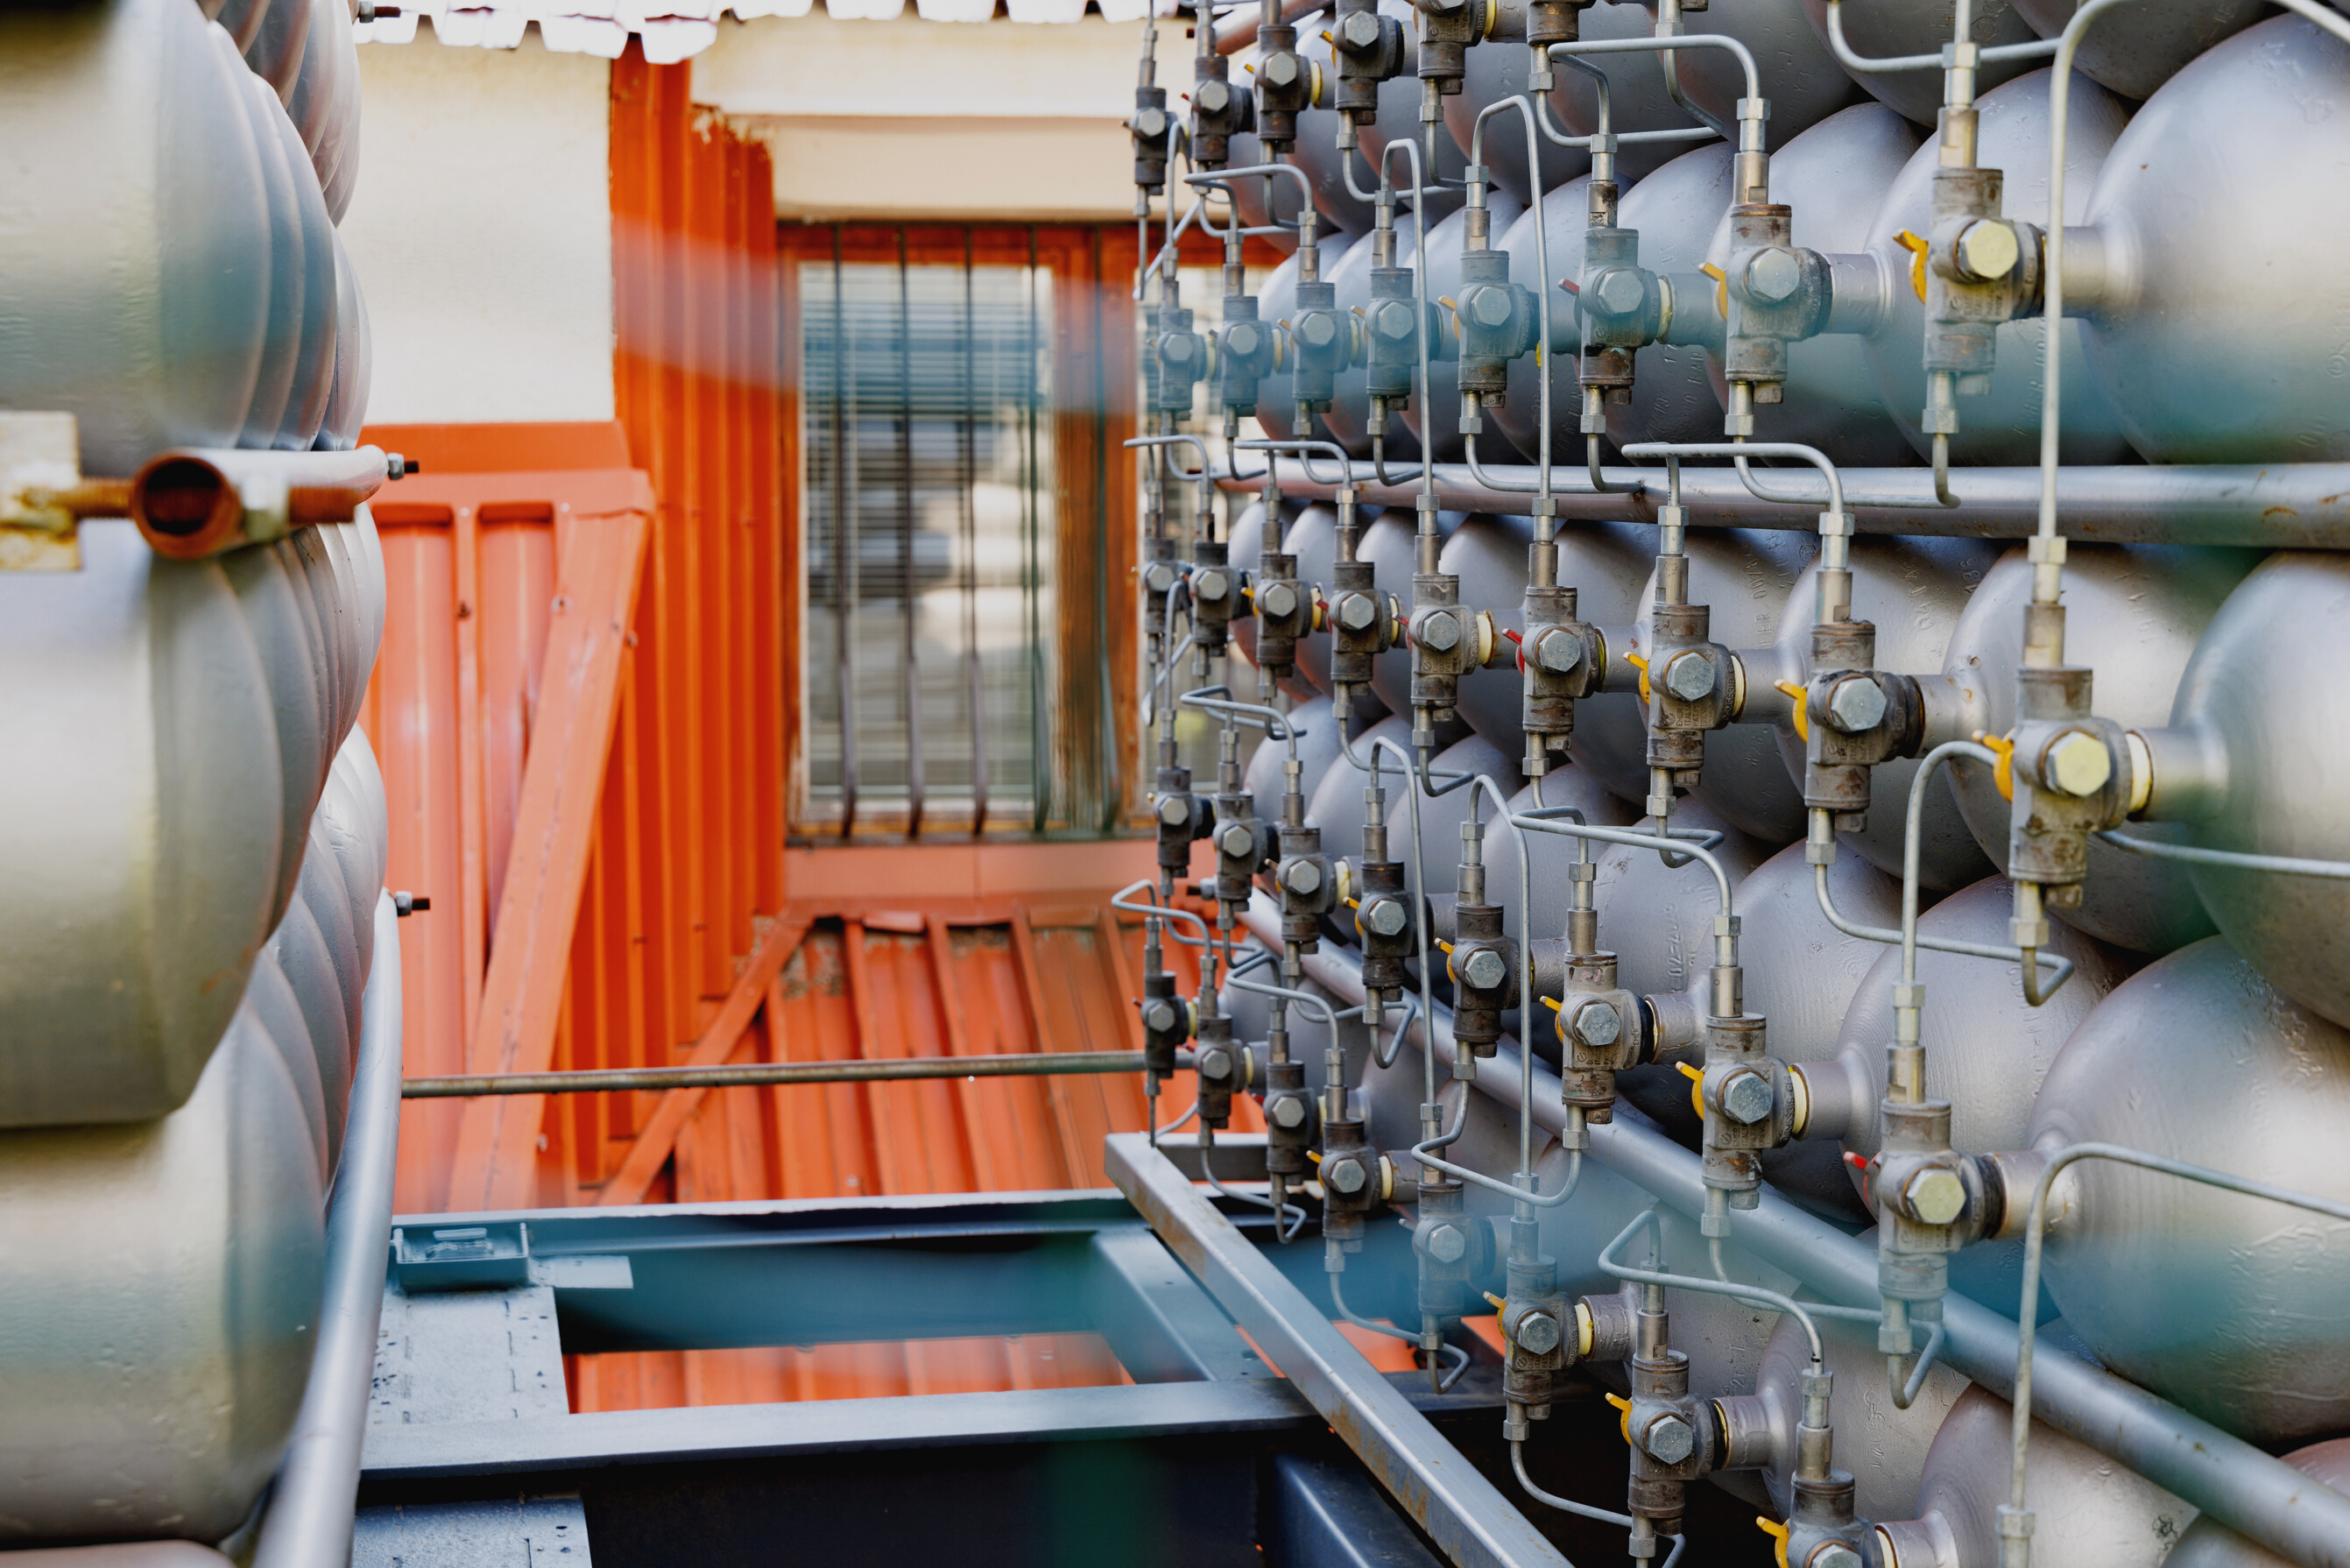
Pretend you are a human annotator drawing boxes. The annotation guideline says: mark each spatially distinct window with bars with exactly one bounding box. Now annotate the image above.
[787,225,1135,840]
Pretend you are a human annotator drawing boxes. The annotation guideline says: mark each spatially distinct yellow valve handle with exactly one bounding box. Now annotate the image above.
[1541,994,1563,1013]
[1605,1392,1633,1443]
[1677,1061,1705,1120]
[1699,261,1728,319]
[1974,729,2018,802]
[1308,1149,1323,1164]
[1625,649,1652,706]
[1486,1290,1509,1345]
[1896,230,1930,303]
[1775,679,1809,743]
[1758,1516,1792,1568]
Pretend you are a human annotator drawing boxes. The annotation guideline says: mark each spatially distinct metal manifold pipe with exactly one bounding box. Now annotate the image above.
[1232,456,2350,547]
[1238,892,2350,1568]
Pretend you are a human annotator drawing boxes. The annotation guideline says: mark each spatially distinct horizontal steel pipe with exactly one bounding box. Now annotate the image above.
[130,445,398,560]
[1229,458,2350,547]
[1239,893,2350,1568]
[402,1050,1152,1098]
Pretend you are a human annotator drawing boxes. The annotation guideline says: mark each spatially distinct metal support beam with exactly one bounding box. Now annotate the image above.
[1084,1226,1270,1383]
[1265,1453,1447,1568]
[1105,1133,1570,1568]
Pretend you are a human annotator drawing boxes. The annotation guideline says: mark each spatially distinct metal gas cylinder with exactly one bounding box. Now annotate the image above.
[1879,1385,2197,1567]
[1941,541,2258,953]
[0,958,336,1543]
[1825,874,2128,1305]
[1861,68,2135,466]
[1740,1306,1970,1524]
[2009,0,2269,101]
[1768,534,2001,891]
[2077,17,2350,463]
[1244,694,1352,829]
[318,224,374,450]
[1254,233,1363,444]
[1634,527,1816,845]
[1605,141,1736,452]
[1503,772,1640,954]
[1638,0,1865,145]
[2161,554,2350,1030]
[1493,175,1593,466]
[1402,192,1524,463]
[2028,936,2350,1446]
[1443,38,1590,206]
[2163,1437,2350,1568]
[1545,0,1717,183]
[1799,0,2046,124]
[0,0,277,473]
[1739,841,1905,1221]
[1700,102,1923,466]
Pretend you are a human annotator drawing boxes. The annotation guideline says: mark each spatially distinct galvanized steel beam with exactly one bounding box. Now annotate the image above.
[1104,1132,1571,1568]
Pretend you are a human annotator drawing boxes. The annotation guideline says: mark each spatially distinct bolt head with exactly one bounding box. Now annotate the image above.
[1196,78,1231,113]
[1197,1046,1233,1081]
[1533,626,1582,675]
[1263,52,1301,87]
[1903,1166,1968,1226]
[1337,591,1377,632]
[1955,219,2020,281]
[1326,1155,1368,1194]
[1809,1546,1865,1568]
[1260,580,1298,618]
[1284,858,1323,895]
[1424,1221,1468,1264]
[1641,1412,1696,1465]
[1462,948,1508,991]
[1194,567,1229,602]
[1270,1094,1308,1128]
[1157,795,1189,827]
[1569,997,1622,1048]
[1299,311,1339,349]
[1218,822,1257,859]
[1374,299,1416,343]
[1591,267,1646,317]
[1161,333,1196,365]
[1142,999,1180,1034]
[1719,1069,1776,1126]
[1744,246,1803,303]
[1226,321,1263,358]
[1664,650,1717,703]
[2043,730,2114,797]
[1144,562,1178,594]
[1467,284,1515,328]
[1514,1310,1562,1355]
[1825,675,1888,734]
[1418,609,1460,653]
[1134,106,1169,139]
[1363,897,1408,938]
[1339,10,1381,46]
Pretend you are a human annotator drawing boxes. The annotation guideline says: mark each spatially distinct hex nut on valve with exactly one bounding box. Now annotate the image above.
[1825,675,1888,734]
[1514,1310,1562,1355]
[1218,822,1256,859]
[1374,300,1416,343]
[1261,51,1300,87]
[1467,286,1514,328]
[1259,580,1297,618]
[1641,1412,1696,1466]
[1196,78,1230,113]
[1462,949,1509,990]
[1902,1167,1968,1226]
[1193,566,1226,600]
[1156,795,1189,827]
[1744,247,1802,303]
[1226,321,1263,358]
[1568,997,1622,1048]
[1424,1222,1468,1264]
[1141,999,1180,1035]
[1955,220,2021,281]
[1718,1069,1775,1126]
[1196,1046,1233,1081]
[1299,312,1340,351]
[1340,9,1381,46]
[1362,897,1408,937]
[1419,609,1461,653]
[1664,650,1717,703]
[1270,1096,1308,1129]
[1325,1155,1367,1194]
[2043,730,2114,796]
[1336,591,1377,632]
[1283,860,1323,895]
[1592,269,1646,317]
[1810,1547,1864,1568]
[1532,626,1582,675]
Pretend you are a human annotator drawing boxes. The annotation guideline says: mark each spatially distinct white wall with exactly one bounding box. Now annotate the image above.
[339,30,615,424]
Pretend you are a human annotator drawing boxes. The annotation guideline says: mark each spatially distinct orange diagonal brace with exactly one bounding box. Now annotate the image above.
[595,913,812,1207]
[446,510,652,1211]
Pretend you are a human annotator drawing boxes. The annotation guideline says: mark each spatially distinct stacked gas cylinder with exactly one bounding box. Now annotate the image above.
[0,0,388,1550]
[1132,1,2350,1563]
